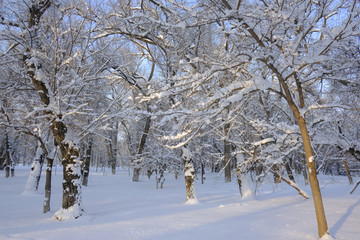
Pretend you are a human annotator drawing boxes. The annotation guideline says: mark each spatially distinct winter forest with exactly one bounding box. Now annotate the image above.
[0,0,359,239]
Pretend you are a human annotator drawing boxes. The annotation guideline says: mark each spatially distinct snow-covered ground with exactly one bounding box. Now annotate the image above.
[0,166,359,240]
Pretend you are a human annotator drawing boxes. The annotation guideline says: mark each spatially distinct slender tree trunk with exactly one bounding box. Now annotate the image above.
[285,159,295,182]
[182,146,197,203]
[82,139,92,186]
[201,161,205,184]
[43,156,53,213]
[108,120,118,175]
[25,144,45,192]
[266,61,329,237]
[302,157,309,185]
[297,116,329,237]
[224,122,232,182]
[4,133,10,178]
[272,163,282,183]
[235,152,245,196]
[133,115,151,182]
[107,139,117,175]
[155,164,166,189]
[343,159,353,184]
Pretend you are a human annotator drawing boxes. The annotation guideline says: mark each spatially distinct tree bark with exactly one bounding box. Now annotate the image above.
[4,133,10,178]
[25,144,45,191]
[224,122,232,182]
[235,152,245,196]
[272,163,282,184]
[82,139,92,186]
[343,159,353,184]
[201,161,205,184]
[298,117,328,237]
[302,157,309,185]
[133,115,151,182]
[51,118,82,220]
[284,159,295,182]
[43,155,53,213]
[182,146,197,203]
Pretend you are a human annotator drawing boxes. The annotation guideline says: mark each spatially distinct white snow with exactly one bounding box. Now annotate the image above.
[309,156,314,163]
[0,166,359,240]
[320,233,335,240]
[53,204,82,221]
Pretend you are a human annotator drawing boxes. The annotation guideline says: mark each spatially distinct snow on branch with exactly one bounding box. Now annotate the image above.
[301,104,359,117]
[253,138,275,146]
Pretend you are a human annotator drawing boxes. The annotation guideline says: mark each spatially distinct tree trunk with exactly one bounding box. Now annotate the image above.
[133,115,151,182]
[182,146,197,203]
[201,161,205,184]
[82,139,92,186]
[25,144,45,192]
[297,116,329,237]
[302,157,309,185]
[23,0,82,220]
[4,133,10,178]
[51,119,82,220]
[268,61,329,237]
[155,164,166,189]
[108,120,118,175]
[43,156,54,213]
[224,122,232,182]
[272,163,282,183]
[60,143,81,208]
[343,159,353,184]
[235,152,245,196]
[284,159,295,182]
[110,155,116,175]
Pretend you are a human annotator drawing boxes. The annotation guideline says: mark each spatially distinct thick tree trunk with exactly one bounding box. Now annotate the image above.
[43,156,53,213]
[133,115,151,182]
[182,146,197,203]
[51,119,82,220]
[61,143,81,207]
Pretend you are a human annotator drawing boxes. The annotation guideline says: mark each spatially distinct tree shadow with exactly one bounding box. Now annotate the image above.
[330,198,360,236]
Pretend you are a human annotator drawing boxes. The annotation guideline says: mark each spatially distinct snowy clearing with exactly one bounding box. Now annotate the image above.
[0,166,359,240]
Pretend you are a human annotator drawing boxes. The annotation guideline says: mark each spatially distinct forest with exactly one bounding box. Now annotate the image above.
[0,0,359,239]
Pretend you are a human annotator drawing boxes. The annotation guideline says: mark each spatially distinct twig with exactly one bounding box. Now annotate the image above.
[350,180,360,194]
